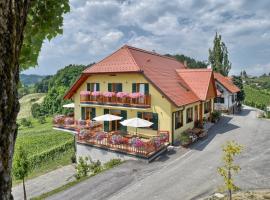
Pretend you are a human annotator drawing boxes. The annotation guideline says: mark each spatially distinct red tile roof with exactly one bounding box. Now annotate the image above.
[214,73,240,93]
[65,45,217,106]
[176,69,217,100]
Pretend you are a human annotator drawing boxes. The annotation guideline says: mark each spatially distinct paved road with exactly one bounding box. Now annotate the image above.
[48,107,270,200]
[12,164,75,200]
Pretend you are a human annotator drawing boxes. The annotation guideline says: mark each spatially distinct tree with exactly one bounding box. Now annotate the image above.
[232,76,245,102]
[209,32,232,76]
[165,54,207,68]
[0,1,69,199]
[218,141,243,200]
[13,146,29,200]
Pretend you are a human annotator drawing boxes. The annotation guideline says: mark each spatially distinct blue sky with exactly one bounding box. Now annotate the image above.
[24,0,270,76]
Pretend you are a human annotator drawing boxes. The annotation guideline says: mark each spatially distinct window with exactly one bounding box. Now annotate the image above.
[204,101,211,114]
[87,83,99,92]
[186,107,193,123]
[215,97,224,103]
[132,83,149,95]
[108,83,122,92]
[232,95,235,103]
[81,107,96,120]
[137,112,158,130]
[175,110,183,129]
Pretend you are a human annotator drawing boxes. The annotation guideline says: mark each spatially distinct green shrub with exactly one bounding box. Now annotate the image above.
[75,157,91,179]
[104,159,122,169]
[178,131,190,144]
[211,110,221,122]
[20,118,33,128]
[28,139,74,170]
[89,159,102,174]
[31,103,43,118]
[37,116,46,124]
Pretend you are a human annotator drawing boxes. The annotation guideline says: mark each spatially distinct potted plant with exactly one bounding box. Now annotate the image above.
[179,131,191,147]
[211,110,221,123]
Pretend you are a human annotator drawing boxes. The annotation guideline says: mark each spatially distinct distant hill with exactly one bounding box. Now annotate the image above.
[18,93,46,119]
[20,74,46,86]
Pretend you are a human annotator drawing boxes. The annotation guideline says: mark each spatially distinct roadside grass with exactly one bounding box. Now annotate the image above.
[31,160,123,200]
[206,190,270,200]
[14,117,75,185]
[18,93,46,119]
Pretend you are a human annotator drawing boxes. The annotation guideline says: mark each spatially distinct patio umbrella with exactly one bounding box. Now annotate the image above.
[93,114,122,122]
[120,117,153,135]
[62,103,74,108]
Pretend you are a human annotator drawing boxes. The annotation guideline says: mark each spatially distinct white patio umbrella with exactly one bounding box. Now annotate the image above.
[120,117,153,135]
[62,103,74,108]
[93,114,122,122]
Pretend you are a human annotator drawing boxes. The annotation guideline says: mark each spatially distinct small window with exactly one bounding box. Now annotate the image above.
[204,101,211,114]
[87,83,99,92]
[215,97,224,104]
[175,110,183,129]
[132,83,149,95]
[186,107,193,123]
[108,83,122,92]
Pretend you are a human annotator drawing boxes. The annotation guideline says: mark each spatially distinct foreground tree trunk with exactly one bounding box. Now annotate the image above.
[0,1,30,199]
[22,178,27,200]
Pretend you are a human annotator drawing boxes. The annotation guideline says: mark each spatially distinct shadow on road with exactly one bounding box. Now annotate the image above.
[234,107,252,116]
[189,115,240,151]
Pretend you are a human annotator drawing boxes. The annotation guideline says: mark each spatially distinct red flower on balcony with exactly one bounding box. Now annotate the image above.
[80,91,91,96]
[92,91,101,96]
[116,92,129,98]
[103,91,115,97]
[129,92,144,99]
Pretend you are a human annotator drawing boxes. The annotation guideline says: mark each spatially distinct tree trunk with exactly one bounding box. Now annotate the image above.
[0,1,30,199]
[22,178,27,200]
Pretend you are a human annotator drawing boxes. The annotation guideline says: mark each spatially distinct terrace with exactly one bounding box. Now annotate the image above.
[80,91,151,108]
[53,115,169,159]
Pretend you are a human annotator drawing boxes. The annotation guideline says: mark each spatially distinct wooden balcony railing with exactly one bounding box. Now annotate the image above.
[80,92,151,108]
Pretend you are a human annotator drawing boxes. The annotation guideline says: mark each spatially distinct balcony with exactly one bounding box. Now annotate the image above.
[52,115,169,158]
[80,91,151,108]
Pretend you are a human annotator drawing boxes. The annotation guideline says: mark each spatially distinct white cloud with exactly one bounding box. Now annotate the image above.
[23,0,270,76]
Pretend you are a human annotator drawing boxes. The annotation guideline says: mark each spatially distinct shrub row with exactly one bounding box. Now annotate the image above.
[28,139,74,170]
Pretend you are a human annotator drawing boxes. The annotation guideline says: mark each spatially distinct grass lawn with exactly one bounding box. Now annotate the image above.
[14,117,75,185]
[18,93,46,119]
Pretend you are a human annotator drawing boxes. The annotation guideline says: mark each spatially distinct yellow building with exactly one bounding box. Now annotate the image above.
[64,45,217,144]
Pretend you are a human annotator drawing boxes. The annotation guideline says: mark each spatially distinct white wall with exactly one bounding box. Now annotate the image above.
[215,81,237,111]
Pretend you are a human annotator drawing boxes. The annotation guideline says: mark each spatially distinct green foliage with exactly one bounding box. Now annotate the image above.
[165,54,207,68]
[37,116,46,124]
[232,76,245,102]
[20,0,70,69]
[211,110,221,122]
[13,146,29,180]
[34,75,53,93]
[178,131,190,144]
[20,118,33,128]
[75,157,91,179]
[217,141,243,199]
[104,159,122,169]
[37,64,89,115]
[75,157,103,179]
[209,32,231,76]
[244,86,270,110]
[16,118,74,172]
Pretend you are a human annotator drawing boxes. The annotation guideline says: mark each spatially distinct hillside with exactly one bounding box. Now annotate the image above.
[165,54,207,68]
[18,93,46,119]
[244,85,270,110]
[20,74,46,86]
